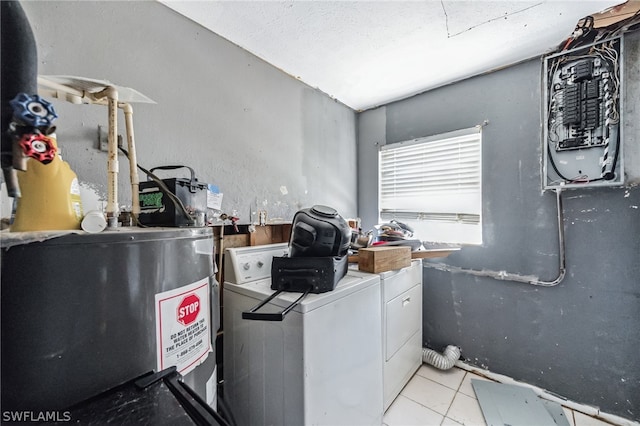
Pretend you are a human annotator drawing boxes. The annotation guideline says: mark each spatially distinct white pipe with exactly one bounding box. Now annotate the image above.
[93,86,119,228]
[423,345,461,370]
[37,77,86,101]
[120,103,139,218]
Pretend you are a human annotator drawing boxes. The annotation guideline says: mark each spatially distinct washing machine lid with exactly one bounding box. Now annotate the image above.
[224,270,379,314]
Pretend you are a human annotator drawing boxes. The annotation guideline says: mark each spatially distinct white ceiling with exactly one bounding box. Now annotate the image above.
[160,0,622,111]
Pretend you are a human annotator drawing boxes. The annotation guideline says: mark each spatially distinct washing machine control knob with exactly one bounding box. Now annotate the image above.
[242,262,251,271]
[257,261,264,268]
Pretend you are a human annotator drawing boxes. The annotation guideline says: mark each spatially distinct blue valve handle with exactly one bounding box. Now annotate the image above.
[9,93,58,128]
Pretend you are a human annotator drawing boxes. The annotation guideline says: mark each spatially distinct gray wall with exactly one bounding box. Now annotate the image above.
[18,1,357,222]
[358,32,640,421]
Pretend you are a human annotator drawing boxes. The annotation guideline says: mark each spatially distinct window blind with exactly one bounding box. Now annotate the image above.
[379,127,482,223]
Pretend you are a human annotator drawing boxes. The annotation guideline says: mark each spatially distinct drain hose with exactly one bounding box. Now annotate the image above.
[422,345,461,370]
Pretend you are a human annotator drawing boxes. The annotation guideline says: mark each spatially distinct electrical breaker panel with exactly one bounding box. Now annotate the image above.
[543,36,623,190]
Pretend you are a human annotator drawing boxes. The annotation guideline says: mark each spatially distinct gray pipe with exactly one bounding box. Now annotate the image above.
[422,345,461,370]
[423,188,566,287]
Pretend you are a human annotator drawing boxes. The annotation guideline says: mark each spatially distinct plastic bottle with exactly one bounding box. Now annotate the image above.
[11,135,83,232]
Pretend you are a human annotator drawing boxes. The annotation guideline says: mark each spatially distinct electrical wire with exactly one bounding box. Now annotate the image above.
[561,15,595,51]
[559,8,640,52]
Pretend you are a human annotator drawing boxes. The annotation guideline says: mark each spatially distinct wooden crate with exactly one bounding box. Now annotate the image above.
[358,246,411,273]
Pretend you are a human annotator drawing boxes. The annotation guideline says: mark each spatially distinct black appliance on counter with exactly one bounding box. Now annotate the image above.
[242,205,351,321]
[288,204,351,258]
[138,165,208,227]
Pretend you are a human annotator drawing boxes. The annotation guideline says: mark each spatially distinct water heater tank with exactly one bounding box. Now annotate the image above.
[1,228,218,412]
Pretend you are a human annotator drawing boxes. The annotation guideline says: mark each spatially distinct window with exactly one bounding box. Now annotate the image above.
[379,126,482,245]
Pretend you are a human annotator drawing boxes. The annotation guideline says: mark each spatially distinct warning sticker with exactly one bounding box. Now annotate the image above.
[155,278,211,375]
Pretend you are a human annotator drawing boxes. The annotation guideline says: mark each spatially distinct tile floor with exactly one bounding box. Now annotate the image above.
[383,364,623,426]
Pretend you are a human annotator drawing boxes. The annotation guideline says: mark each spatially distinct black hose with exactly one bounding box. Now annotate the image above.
[1,1,39,196]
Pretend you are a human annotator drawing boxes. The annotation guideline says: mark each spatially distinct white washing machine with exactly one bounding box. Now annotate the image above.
[223,243,383,426]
